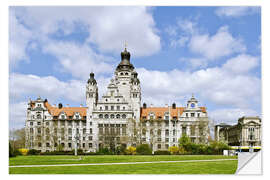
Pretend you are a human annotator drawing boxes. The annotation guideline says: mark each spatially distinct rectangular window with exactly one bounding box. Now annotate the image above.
[191,113,195,117]
[68,136,72,140]
[117,106,120,110]
[105,106,108,110]
[165,138,169,142]
[30,128,33,133]
[30,122,33,126]
[68,143,72,148]
[46,122,49,126]
[83,128,86,134]
[158,138,161,142]
[89,136,92,141]
[68,128,72,134]
[186,113,188,117]
[89,143,92,148]
[37,122,41,125]
[122,127,126,135]
[90,121,92,126]
[158,144,161,149]
[111,106,114,110]
[68,121,72,126]
[90,128,92,134]
[182,127,186,135]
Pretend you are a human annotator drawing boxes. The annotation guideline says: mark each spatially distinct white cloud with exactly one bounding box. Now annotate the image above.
[9,102,28,129]
[209,108,259,125]
[11,6,161,58]
[137,54,260,110]
[189,26,246,60]
[9,73,85,103]
[222,54,259,74]
[43,41,114,79]
[215,7,260,18]
[9,9,32,66]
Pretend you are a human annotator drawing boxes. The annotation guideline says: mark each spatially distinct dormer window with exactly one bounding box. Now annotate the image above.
[61,115,65,119]
[37,104,41,107]
[75,115,79,119]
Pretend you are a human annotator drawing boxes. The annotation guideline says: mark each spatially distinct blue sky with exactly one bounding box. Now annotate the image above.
[9,6,261,129]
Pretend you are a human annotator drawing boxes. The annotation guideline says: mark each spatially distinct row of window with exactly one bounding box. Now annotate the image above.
[99,105,126,111]
[142,112,201,120]
[98,114,127,119]
[30,121,92,127]
[37,142,94,148]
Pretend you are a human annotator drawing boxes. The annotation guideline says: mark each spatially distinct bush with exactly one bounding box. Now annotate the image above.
[136,144,152,155]
[154,150,171,155]
[18,148,29,156]
[40,151,74,155]
[28,149,41,155]
[125,146,136,155]
[168,146,179,155]
[96,147,113,155]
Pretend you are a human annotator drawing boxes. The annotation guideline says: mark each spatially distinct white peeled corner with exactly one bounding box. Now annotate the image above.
[236,151,262,174]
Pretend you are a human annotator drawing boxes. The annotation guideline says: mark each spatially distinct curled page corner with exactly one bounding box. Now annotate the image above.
[235,150,262,174]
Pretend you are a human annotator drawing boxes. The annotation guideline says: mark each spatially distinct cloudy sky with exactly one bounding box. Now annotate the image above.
[9,6,261,129]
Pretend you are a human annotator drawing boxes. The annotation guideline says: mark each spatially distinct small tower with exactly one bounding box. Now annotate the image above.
[131,71,141,122]
[187,94,199,109]
[86,72,98,110]
[115,48,135,102]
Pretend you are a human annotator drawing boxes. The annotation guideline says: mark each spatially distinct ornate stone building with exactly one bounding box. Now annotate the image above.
[25,48,210,152]
[215,116,261,147]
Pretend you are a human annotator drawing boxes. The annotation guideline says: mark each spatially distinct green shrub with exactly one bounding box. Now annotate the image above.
[28,149,41,155]
[154,150,171,155]
[136,144,152,155]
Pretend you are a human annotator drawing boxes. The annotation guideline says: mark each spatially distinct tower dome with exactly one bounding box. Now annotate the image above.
[116,48,134,71]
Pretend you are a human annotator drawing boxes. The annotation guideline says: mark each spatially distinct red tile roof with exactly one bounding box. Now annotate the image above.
[44,102,87,117]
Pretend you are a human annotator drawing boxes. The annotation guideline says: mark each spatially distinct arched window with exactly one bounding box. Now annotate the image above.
[37,114,41,119]
[110,114,115,119]
[158,129,161,136]
[125,72,128,75]
[122,114,126,119]
[99,114,103,118]
[116,114,120,119]
[104,114,109,119]
[120,72,124,75]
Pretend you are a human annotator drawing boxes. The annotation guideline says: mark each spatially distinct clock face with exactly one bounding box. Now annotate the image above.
[191,103,195,108]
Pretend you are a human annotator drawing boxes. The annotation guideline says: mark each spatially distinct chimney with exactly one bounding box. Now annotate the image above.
[143,103,147,109]
[172,103,176,109]
[58,103,63,109]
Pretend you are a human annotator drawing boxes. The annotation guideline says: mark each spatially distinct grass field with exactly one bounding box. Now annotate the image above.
[9,155,238,174]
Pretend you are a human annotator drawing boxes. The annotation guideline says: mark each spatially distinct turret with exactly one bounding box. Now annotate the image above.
[86,72,98,108]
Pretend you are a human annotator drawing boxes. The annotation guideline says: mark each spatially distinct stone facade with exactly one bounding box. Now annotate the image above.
[215,116,261,147]
[25,48,210,152]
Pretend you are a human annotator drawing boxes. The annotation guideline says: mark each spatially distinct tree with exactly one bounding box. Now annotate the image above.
[9,128,26,150]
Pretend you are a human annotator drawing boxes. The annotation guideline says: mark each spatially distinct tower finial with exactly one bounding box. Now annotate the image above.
[124,41,128,51]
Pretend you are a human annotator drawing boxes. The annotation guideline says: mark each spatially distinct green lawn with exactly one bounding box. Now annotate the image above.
[9,155,238,174]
